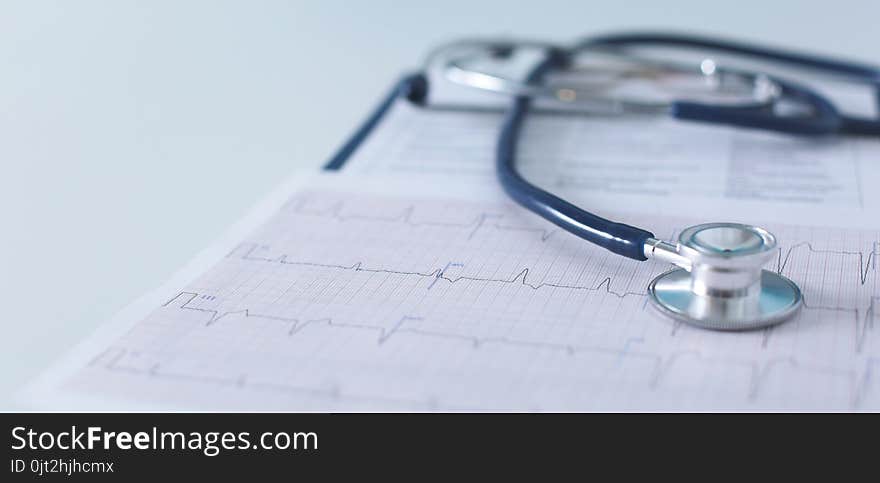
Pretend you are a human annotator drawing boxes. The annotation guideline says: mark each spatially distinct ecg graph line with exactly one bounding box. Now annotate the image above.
[230,242,878,350]
[232,243,649,299]
[107,196,877,409]
[427,261,465,290]
[276,197,880,344]
[283,196,879,287]
[163,292,636,355]
[283,197,578,248]
[91,348,439,409]
[124,294,880,409]
[776,241,879,285]
[655,353,872,407]
[162,292,657,358]
[797,296,877,353]
[94,352,879,410]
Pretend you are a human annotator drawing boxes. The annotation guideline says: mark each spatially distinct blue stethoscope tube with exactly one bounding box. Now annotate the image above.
[327,33,879,260]
[497,50,655,260]
[580,32,880,136]
[496,37,879,262]
[671,81,841,136]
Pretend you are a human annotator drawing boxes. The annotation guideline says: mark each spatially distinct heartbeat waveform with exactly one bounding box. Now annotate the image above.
[97,354,877,409]
[229,241,878,351]
[232,243,648,299]
[92,348,435,409]
[799,296,877,353]
[166,290,876,389]
[284,196,879,287]
[279,195,880,345]
[78,197,880,409]
[776,241,879,285]
[163,292,647,356]
[238,241,877,315]
[283,197,567,244]
[99,304,880,410]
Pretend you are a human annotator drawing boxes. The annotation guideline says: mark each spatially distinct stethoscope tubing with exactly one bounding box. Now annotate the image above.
[580,32,880,84]
[495,51,655,261]
[580,32,880,136]
[495,35,880,261]
[334,33,880,264]
[444,33,879,136]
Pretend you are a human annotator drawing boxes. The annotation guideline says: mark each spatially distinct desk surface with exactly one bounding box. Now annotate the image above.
[2,0,878,408]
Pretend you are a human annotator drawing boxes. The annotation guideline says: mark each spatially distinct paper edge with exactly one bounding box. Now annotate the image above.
[16,169,332,410]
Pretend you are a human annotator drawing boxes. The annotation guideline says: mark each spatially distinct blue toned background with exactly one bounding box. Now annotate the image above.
[2,0,878,408]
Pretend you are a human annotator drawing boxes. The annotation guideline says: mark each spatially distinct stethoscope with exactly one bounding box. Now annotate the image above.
[422,33,880,331]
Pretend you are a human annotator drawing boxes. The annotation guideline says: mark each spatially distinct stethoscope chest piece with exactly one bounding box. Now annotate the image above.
[647,223,802,330]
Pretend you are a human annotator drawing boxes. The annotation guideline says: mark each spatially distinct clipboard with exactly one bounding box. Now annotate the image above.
[324,74,429,171]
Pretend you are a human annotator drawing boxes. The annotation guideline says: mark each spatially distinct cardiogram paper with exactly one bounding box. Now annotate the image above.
[24,168,880,410]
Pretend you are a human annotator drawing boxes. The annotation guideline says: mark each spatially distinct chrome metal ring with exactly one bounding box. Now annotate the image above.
[438,42,782,114]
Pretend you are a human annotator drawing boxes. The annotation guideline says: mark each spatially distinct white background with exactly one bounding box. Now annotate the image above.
[2,0,878,408]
